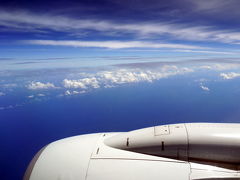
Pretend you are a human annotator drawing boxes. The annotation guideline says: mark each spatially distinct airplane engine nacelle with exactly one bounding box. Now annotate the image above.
[24,123,240,180]
[105,123,240,164]
[24,134,102,180]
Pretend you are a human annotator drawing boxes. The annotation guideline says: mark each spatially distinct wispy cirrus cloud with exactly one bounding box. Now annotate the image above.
[25,40,205,50]
[199,63,240,71]
[1,10,240,44]
[114,58,240,69]
[173,49,238,55]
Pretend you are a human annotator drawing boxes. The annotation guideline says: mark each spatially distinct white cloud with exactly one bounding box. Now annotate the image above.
[27,81,56,90]
[64,90,86,96]
[100,69,158,84]
[174,49,237,55]
[62,66,194,92]
[99,66,193,85]
[220,72,240,80]
[63,77,100,89]
[65,90,71,96]
[200,84,210,91]
[28,94,46,98]
[26,40,203,50]
[28,95,34,98]
[0,92,5,96]
[1,10,240,44]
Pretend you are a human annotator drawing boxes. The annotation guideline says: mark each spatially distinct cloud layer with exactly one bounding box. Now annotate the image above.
[2,60,240,111]
[62,66,193,94]
[63,77,100,89]
[26,40,204,50]
[27,82,56,90]
[1,10,240,45]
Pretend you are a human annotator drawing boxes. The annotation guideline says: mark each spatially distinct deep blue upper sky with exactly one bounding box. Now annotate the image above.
[1,0,240,59]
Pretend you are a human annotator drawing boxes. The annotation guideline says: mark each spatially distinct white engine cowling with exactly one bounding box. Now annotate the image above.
[24,123,240,180]
[105,123,240,164]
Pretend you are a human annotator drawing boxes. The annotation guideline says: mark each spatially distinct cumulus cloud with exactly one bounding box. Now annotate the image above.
[62,66,194,93]
[101,66,193,84]
[200,84,210,91]
[27,81,56,90]
[63,77,100,89]
[220,72,240,80]
[28,94,46,98]
[99,69,168,84]
[0,92,5,96]
[64,90,86,96]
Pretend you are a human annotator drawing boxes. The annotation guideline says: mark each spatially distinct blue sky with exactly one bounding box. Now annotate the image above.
[1,0,240,59]
[1,0,240,111]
